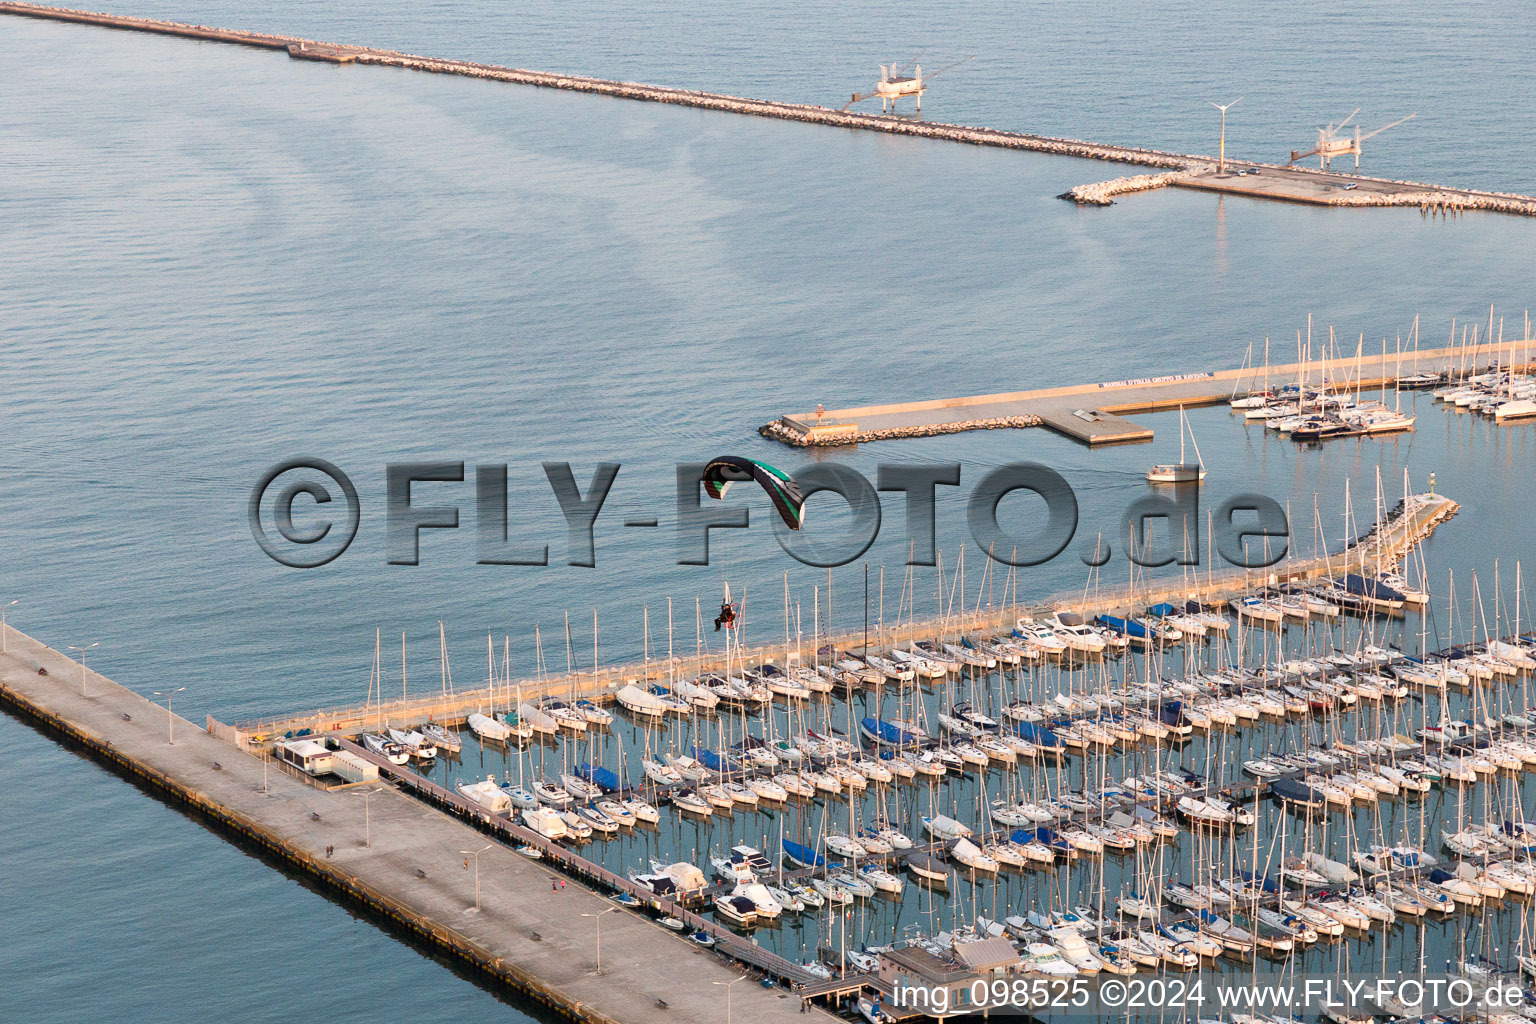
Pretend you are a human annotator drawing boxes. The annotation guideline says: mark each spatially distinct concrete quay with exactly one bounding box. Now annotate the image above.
[765,339,1534,447]
[0,625,833,1024]
[7,3,1536,218]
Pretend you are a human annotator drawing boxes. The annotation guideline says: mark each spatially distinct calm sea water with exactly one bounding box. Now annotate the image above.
[4,3,1535,1021]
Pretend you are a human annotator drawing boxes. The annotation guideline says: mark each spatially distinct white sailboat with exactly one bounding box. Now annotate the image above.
[1146,406,1206,483]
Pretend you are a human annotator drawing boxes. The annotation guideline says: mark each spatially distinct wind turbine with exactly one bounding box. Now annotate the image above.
[1208,96,1242,173]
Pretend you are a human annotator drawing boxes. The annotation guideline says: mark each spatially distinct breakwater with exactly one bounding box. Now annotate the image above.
[1062,171,1189,206]
[0,622,834,1023]
[758,413,1043,447]
[8,3,1536,217]
[765,338,1536,446]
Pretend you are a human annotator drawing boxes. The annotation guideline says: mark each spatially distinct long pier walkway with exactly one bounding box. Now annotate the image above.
[8,3,1536,218]
[228,492,1459,748]
[0,626,833,1023]
[763,339,1534,447]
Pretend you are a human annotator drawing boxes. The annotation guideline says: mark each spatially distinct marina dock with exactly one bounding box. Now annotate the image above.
[0,626,834,1023]
[763,339,1535,447]
[228,491,1457,748]
[7,3,1536,218]
[0,487,1510,1018]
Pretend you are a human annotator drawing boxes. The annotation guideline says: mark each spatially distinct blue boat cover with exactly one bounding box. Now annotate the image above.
[861,717,918,746]
[1012,720,1063,750]
[576,762,627,794]
[782,838,824,869]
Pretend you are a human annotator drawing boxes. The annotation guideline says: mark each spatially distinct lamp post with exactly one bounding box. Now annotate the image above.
[1209,96,1242,173]
[713,973,749,1024]
[1,600,17,654]
[363,788,384,849]
[68,641,99,697]
[152,686,186,744]
[580,906,619,975]
[460,843,493,909]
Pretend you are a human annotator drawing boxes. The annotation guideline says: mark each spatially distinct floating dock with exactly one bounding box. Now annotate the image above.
[0,627,834,1023]
[763,339,1535,447]
[7,3,1536,217]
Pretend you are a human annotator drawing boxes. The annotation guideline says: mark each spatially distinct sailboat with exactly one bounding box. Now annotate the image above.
[1146,406,1206,483]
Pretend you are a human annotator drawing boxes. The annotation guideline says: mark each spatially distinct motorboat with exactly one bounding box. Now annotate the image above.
[713,893,759,927]
[1015,618,1068,653]
[520,805,568,840]
[457,775,511,814]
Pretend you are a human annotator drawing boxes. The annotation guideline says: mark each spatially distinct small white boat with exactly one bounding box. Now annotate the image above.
[466,713,512,744]
[558,810,593,840]
[621,798,660,824]
[1146,408,1206,483]
[922,814,972,841]
[614,683,668,719]
[520,805,568,839]
[517,702,559,736]
[419,722,461,752]
[543,701,588,732]
[732,881,784,919]
[457,775,512,814]
[1015,618,1068,652]
[671,789,712,816]
[363,732,410,765]
[595,799,636,827]
[522,774,569,808]
[503,782,539,808]
[641,758,683,787]
[747,777,789,803]
[713,893,759,926]
[387,728,437,760]
[562,773,603,803]
[575,699,615,726]
[948,837,999,874]
[858,865,904,894]
[825,833,868,860]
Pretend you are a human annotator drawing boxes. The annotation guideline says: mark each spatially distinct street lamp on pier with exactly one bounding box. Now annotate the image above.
[68,641,99,697]
[1,600,17,654]
[713,972,750,1024]
[580,906,619,975]
[460,843,493,910]
[152,686,186,744]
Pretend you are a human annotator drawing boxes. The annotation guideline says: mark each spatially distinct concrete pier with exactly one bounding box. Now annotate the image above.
[0,628,833,1024]
[764,339,1534,447]
[7,3,1536,217]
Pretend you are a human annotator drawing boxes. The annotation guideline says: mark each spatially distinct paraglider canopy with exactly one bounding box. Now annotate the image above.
[701,456,805,530]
